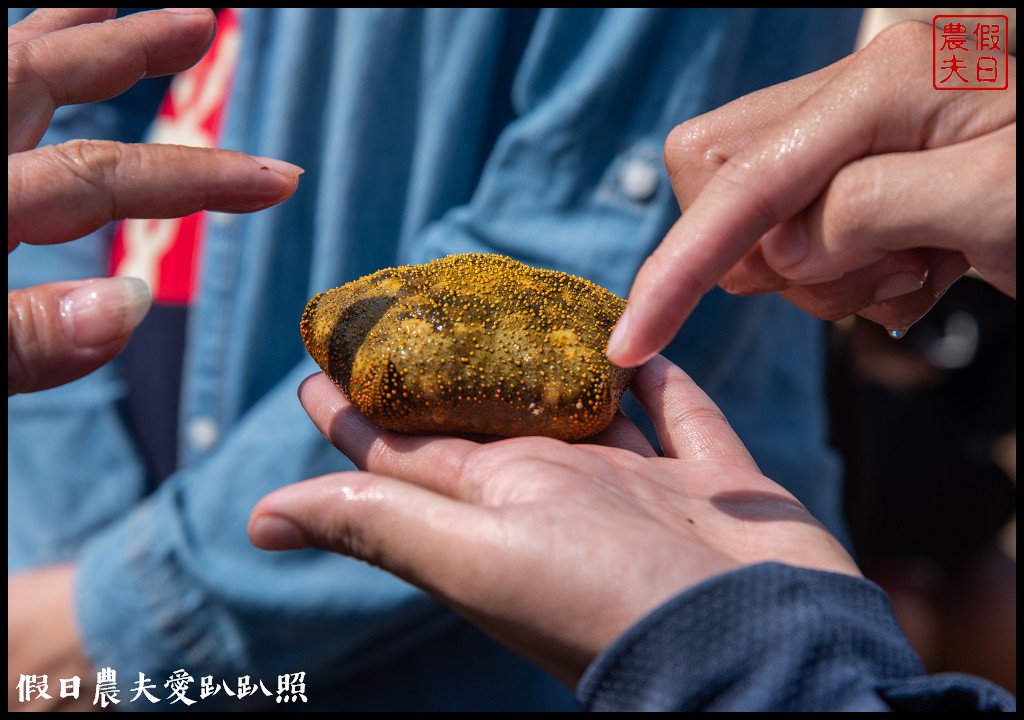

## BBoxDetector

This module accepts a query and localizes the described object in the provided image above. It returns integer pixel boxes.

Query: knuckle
[8,159,30,252]
[7,288,51,394]
[868,19,933,55]
[8,36,72,106]
[665,119,708,164]
[7,43,36,87]
[669,401,729,435]
[49,138,121,173]
[41,140,124,218]
[664,118,722,197]
[851,20,932,91]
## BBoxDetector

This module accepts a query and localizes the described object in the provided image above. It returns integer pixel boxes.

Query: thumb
[8,276,151,395]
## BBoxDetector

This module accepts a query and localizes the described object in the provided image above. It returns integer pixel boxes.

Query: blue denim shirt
[8,8,860,710]
[578,564,1017,711]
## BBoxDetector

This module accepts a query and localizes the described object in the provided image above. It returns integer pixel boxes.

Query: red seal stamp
[933,15,1009,90]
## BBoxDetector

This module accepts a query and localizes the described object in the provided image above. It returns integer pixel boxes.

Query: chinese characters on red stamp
[933,15,1009,90]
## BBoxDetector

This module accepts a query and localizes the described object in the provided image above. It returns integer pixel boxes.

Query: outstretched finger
[298,372,480,494]
[8,142,302,254]
[8,277,151,395]
[249,472,502,601]
[7,8,115,46]
[630,355,757,469]
[606,22,1011,368]
[8,8,216,153]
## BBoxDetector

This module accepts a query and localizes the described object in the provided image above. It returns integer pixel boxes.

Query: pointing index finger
[609,98,876,367]
[606,22,955,368]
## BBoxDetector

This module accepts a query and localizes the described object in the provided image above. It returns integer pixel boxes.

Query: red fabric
[110,8,241,304]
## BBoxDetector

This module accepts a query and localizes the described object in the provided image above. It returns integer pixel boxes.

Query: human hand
[607,21,1015,367]
[8,8,302,395]
[248,356,859,686]
[8,565,96,711]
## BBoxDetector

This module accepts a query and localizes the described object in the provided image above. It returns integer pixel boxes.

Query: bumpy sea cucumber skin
[300,253,636,441]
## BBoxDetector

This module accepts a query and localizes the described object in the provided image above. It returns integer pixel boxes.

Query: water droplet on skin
[887,327,908,339]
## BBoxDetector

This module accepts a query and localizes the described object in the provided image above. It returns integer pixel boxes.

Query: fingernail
[61,277,152,348]
[873,271,926,303]
[164,8,211,16]
[931,254,968,294]
[606,306,631,362]
[764,226,809,271]
[250,515,308,550]
[249,156,305,178]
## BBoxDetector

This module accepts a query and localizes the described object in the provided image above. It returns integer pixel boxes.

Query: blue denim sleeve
[577,563,1016,711]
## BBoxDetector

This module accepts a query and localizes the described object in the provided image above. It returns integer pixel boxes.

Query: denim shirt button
[618,158,660,202]
[186,416,221,453]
